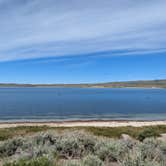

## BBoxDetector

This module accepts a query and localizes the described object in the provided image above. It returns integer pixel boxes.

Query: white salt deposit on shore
[0,120,166,128]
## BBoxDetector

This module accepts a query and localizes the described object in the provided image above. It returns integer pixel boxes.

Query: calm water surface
[0,87,166,121]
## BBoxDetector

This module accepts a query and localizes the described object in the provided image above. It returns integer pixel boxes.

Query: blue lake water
[0,87,166,121]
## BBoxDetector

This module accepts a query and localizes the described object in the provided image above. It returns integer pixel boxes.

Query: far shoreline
[0,79,166,89]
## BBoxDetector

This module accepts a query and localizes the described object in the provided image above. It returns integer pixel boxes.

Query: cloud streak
[0,0,166,61]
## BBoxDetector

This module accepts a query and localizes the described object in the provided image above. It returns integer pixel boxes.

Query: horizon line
[0,79,165,85]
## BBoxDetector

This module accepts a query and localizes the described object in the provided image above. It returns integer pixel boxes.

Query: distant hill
[0,80,166,88]
[93,80,166,88]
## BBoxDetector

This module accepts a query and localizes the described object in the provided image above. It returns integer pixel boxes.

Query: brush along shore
[0,125,166,165]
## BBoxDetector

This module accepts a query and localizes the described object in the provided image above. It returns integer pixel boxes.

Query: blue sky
[0,0,166,83]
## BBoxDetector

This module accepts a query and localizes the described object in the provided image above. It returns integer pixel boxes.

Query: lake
[0,87,166,121]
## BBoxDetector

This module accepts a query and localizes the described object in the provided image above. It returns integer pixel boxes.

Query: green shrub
[95,141,118,162]
[79,135,96,154]
[56,137,81,158]
[139,138,163,162]
[120,147,163,166]
[64,160,81,166]
[137,128,160,141]
[82,155,104,166]
[121,159,161,166]
[160,141,166,155]
[55,132,96,159]
[0,138,23,157]
[3,157,54,166]
[95,139,131,163]
[0,130,165,166]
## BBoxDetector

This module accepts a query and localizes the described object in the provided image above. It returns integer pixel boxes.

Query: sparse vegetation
[0,127,165,166]
[86,125,166,139]
[1,125,166,141]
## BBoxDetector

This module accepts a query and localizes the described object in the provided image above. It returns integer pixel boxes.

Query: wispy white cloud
[0,0,166,61]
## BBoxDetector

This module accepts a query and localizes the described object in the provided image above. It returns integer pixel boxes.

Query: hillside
[0,80,166,88]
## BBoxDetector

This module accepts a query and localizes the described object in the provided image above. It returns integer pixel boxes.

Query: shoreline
[0,86,165,89]
[0,120,166,128]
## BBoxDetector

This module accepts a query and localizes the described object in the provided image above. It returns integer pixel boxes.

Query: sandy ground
[0,120,166,128]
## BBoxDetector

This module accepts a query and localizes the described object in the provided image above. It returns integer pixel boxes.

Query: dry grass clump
[0,130,165,166]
